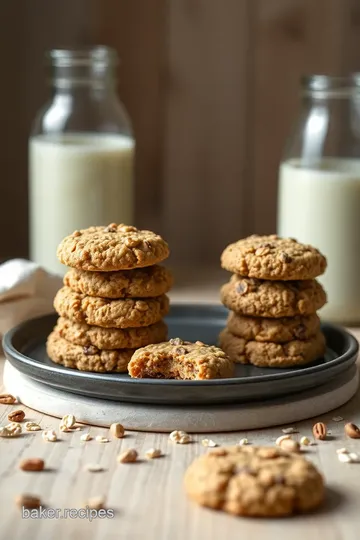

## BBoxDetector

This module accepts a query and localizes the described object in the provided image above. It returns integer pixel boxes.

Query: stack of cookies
[46,224,172,373]
[219,235,328,367]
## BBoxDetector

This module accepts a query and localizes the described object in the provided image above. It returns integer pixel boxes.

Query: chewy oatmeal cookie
[227,312,320,343]
[184,445,324,517]
[54,287,169,328]
[55,317,168,350]
[64,265,173,299]
[128,338,234,380]
[221,275,326,318]
[221,235,327,280]
[219,328,326,367]
[57,224,169,271]
[46,332,134,372]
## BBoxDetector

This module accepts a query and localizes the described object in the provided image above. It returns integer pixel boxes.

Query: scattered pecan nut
[8,409,25,422]
[344,422,360,439]
[312,422,327,440]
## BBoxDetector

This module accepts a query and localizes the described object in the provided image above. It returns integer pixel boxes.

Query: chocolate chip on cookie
[221,235,327,280]
[128,339,234,380]
[184,445,324,517]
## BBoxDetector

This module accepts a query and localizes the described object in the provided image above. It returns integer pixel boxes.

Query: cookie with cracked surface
[221,274,326,318]
[227,312,320,343]
[184,445,324,517]
[219,328,326,367]
[64,265,173,299]
[54,287,169,328]
[221,234,327,280]
[57,223,169,271]
[46,332,134,372]
[55,317,168,350]
[128,338,234,380]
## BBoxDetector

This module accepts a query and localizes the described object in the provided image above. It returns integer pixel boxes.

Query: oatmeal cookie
[57,224,169,271]
[227,312,320,343]
[128,338,234,380]
[54,287,169,328]
[46,331,134,372]
[219,328,326,367]
[221,235,327,280]
[55,317,168,350]
[64,265,173,299]
[184,445,324,517]
[221,275,326,318]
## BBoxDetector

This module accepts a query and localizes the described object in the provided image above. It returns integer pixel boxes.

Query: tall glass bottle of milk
[278,75,360,323]
[29,47,135,275]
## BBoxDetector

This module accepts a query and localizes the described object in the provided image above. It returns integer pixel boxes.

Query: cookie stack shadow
[219,235,328,368]
[46,224,172,373]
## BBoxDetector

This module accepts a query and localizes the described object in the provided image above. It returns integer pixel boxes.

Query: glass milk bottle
[29,47,135,275]
[278,75,360,324]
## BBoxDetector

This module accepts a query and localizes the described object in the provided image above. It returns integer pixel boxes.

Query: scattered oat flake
[84,463,103,472]
[238,438,248,446]
[332,416,343,422]
[25,422,41,432]
[80,433,92,442]
[201,439,217,448]
[282,427,298,434]
[95,436,109,443]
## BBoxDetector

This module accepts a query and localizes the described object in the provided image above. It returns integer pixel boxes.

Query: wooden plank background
[1,0,360,266]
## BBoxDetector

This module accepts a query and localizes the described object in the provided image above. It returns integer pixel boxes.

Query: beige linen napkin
[0,259,62,337]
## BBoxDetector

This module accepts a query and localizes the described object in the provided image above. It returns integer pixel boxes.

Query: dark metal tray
[3,304,358,405]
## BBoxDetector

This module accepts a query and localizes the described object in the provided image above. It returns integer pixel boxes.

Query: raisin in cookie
[219,328,326,367]
[221,275,326,318]
[184,446,324,517]
[47,332,134,372]
[55,317,168,350]
[221,235,327,280]
[57,224,169,271]
[64,265,173,299]
[54,287,169,328]
[128,338,234,380]
[227,312,320,343]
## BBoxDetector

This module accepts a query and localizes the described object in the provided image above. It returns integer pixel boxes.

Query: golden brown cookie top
[64,265,173,299]
[184,445,324,517]
[128,338,234,380]
[221,235,327,280]
[57,224,170,271]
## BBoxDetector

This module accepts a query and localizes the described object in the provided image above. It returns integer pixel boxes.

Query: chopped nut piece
[201,439,217,448]
[80,433,92,442]
[336,448,349,454]
[117,448,138,463]
[332,416,343,422]
[300,436,311,446]
[95,436,110,443]
[59,423,71,432]
[145,448,162,459]
[0,393,16,404]
[85,496,106,510]
[275,434,292,446]
[169,430,191,444]
[19,458,45,472]
[62,414,76,428]
[25,422,41,432]
[238,438,248,446]
[110,423,125,439]
[313,422,327,440]
[84,463,103,472]
[345,422,360,439]
[281,427,298,434]
[8,409,25,422]
[15,494,41,509]
[42,430,57,442]
[279,438,300,453]
[5,422,22,435]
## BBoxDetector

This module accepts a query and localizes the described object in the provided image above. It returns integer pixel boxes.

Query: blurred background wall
[1,0,360,266]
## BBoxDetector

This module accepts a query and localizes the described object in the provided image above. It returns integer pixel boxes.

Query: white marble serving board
[4,361,358,433]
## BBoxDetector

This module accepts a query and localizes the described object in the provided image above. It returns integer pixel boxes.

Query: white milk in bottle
[278,158,360,323]
[29,133,134,275]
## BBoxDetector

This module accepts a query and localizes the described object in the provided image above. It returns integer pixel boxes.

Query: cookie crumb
[84,463,104,472]
[80,433,92,442]
[238,438,249,446]
[117,449,138,463]
[145,448,162,459]
[169,430,191,444]
[201,439,217,448]
[300,436,311,446]
[42,430,57,442]
[95,436,110,443]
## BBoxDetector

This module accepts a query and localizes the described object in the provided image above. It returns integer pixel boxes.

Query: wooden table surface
[1,283,360,540]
